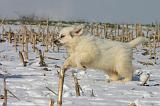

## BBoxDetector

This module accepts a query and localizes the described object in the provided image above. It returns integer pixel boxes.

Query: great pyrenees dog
[56,25,148,81]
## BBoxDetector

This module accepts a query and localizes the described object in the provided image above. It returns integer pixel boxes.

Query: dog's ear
[70,25,84,37]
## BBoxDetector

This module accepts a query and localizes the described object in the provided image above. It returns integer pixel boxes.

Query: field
[0,23,160,106]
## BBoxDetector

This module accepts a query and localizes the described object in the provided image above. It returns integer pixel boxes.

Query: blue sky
[0,0,159,23]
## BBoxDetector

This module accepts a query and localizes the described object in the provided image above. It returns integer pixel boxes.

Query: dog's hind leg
[107,71,119,81]
[115,48,133,81]
[116,62,133,81]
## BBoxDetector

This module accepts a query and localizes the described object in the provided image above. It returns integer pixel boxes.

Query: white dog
[57,25,148,81]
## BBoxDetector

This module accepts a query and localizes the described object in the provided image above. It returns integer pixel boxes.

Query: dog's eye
[60,34,65,38]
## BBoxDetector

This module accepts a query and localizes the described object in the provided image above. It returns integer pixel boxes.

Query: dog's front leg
[75,58,86,70]
[63,55,86,71]
[75,63,86,70]
[63,57,72,70]
[63,55,77,69]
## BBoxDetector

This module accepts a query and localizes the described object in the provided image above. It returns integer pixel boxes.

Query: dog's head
[55,25,84,46]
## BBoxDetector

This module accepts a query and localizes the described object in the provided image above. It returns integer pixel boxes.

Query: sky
[0,0,160,24]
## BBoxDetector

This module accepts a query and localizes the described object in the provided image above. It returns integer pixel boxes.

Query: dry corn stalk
[46,87,57,96]
[130,103,137,106]
[153,36,157,64]
[22,34,25,52]
[57,68,66,106]
[45,35,49,52]
[39,50,47,66]
[32,34,36,52]
[8,32,12,43]
[19,51,27,67]
[48,98,54,106]
[73,74,80,96]
[90,89,95,97]
[0,18,5,26]
[149,38,152,59]
[3,78,7,106]
[25,39,29,53]
[7,89,20,101]
[14,34,17,52]
[1,26,5,41]
[22,51,28,62]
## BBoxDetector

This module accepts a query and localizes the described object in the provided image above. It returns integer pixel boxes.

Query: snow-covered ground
[0,25,160,106]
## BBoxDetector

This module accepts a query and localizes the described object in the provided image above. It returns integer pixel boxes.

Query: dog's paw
[63,62,70,71]
[77,65,87,70]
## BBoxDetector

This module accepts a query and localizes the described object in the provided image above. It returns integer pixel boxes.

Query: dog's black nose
[54,39,61,46]
[54,39,59,44]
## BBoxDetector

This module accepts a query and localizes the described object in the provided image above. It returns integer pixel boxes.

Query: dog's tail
[128,37,149,48]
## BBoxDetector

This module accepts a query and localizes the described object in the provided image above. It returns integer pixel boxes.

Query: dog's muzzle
[54,39,63,46]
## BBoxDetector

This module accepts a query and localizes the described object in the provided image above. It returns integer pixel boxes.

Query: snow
[0,25,160,106]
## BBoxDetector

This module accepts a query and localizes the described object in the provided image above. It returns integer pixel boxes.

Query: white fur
[128,36,149,48]
[59,25,148,81]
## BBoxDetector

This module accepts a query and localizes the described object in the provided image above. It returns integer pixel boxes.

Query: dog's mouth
[54,39,64,46]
